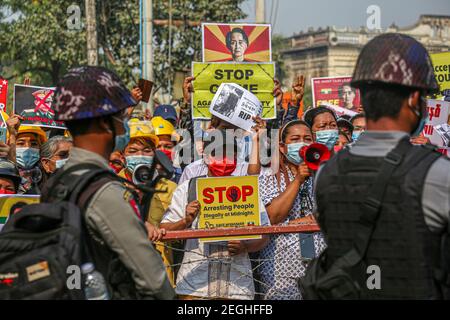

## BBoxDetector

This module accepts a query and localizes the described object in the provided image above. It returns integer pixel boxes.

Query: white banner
[209,83,262,132]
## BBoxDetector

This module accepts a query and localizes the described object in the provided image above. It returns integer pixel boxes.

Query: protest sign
[311,76,361,113]
[0,112,6,128]
[431,52,450,98]
[13,84,65,129]
[325,104,358,118]
[423,100,450,147]
[196,175,261,243]
[202,23,271,63]
[192,62,275,120]
[0,195,40,232]
[210,83,262,131]
[0,78,8,113]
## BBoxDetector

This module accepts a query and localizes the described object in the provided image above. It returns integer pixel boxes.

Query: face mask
[285,142,310,165]
[0,189,15,195]
[125,155,154,172]
[207,156,237,177]
[16,147,40,169]
[352,130,363,142]
[55,158,68,169]
[315,129,339,150]
[113,118,131,152]
[109,163,123,174]
[160,149,173,161]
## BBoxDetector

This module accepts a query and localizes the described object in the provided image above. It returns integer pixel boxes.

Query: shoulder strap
[43,163,117,207]
[333,137,413,269]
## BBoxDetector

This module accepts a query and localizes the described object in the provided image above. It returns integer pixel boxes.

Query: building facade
[281,15,450,87]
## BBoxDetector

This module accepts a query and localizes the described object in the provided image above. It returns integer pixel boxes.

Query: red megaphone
[299,143,331,171]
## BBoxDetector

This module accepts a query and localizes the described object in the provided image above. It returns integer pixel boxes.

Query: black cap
[0,160,21,190]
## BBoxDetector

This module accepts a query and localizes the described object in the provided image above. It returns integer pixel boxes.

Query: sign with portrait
[191,62,275,120]
[202,23,272,63]
[13,84,66,129]
[196,175,261,243]
[311,76,361,113]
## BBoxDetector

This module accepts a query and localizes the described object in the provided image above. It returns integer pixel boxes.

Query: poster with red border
[13,84,66,129]
[0,78,8,115]
[202,23,271,63]
[311,76,361,114]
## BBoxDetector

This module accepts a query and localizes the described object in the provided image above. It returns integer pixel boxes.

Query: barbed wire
[157,232,322,300]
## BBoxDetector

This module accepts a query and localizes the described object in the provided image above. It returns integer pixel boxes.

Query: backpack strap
[332,137,414,269]
[43,163,133,208]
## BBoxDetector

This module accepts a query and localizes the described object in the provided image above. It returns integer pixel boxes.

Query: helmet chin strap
[408,96,421,118]
[107,117,117,151]
[408,94,424,135]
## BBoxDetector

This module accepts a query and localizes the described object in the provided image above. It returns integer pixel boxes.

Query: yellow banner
[196,175,261,243]
[192,62,276,120]
[431,52,450,97]
[0,195,40,227]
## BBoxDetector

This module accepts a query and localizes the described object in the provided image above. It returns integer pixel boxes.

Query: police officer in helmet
[44,66,175,299]
[313,34,450,299]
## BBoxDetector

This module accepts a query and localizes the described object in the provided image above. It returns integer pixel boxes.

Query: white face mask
[55,158,69,169]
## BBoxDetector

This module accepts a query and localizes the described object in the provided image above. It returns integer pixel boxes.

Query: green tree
[151,0,247,95]
[0,0,87,86]
[271,34,288,84]
[0,0,247,96]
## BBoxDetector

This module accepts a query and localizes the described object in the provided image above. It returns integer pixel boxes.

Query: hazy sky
[240,0,450,36]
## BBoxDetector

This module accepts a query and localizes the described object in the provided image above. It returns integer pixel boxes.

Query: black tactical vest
[315,141,447,299]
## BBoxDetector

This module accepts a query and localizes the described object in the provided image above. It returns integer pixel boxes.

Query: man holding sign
[161,130,269,300]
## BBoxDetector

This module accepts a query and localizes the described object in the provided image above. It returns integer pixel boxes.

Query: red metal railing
[161,223,321,241]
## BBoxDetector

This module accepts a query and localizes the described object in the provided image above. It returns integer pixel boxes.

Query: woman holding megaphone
[258,120,326,300]
[304,105,339,156]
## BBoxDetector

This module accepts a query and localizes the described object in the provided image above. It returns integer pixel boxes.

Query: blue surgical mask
[412,118,427,137]
[410,96,428,137]
[113,117,130,152]
[352,130,363,142]
[315,129,339,150]
[285,142,310,165]
[55,158,68,169]
[16,147,40,169]
[125,155,153,172]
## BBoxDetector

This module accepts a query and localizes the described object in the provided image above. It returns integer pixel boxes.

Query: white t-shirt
[178,159,249,185]
[161,174,270,300]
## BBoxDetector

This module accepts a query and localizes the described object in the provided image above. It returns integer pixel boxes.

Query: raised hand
[274,79,284,107]
[6,114,23,137]
[291,75,306,107]
[131,87,143,103]
[183,76,195,104]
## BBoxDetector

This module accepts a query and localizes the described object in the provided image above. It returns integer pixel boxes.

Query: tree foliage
[0,0,86,85]
[0,0,247,97]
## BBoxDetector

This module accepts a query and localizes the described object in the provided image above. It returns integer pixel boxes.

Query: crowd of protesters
[0,32,449,300]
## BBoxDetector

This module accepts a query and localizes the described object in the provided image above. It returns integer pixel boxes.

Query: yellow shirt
[117,168,176,224]
[118,168,177,286]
